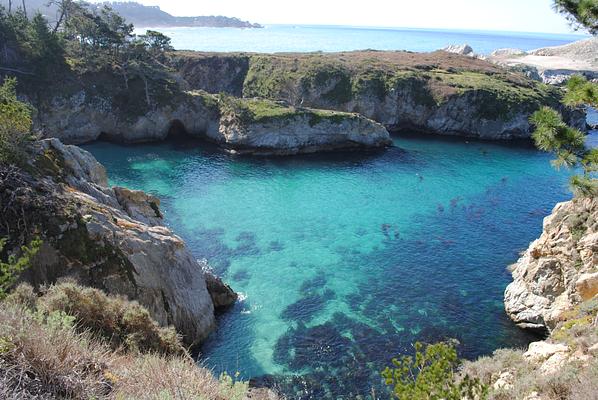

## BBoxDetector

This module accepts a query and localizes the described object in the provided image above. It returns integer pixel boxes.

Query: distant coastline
[0,0,263,28]
[102,1,263,28]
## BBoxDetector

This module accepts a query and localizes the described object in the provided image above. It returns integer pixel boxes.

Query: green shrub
[38,281,187,356]
[0,77,34,165]
[382,341,488,400]
[0,237,40,299]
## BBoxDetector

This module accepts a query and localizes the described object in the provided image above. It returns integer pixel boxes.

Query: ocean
[134,24,588,54]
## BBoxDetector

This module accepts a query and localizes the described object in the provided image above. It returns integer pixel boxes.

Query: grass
[34,281,187,357]
[431,70,560,119]
[462,298,598,400]
[218,94,358,126]
[0,284,279,400]
[239,52,562,120]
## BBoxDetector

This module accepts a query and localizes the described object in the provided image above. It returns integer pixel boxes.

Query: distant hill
[101,2,263,28]
[0,0,263,28]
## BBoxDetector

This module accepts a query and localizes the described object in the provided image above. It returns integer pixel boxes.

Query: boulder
[442,44,474,56]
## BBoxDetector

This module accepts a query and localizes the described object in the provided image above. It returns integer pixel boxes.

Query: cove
[84,134,573,399]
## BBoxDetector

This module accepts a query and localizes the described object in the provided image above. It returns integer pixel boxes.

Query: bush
[0,77,34,165]
[382,341,488,400]
[0,236,40,299]
[37,281,187,357]
[0,301,277,400]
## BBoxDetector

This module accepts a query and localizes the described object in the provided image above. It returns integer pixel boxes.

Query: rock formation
[441,44,475,57]
[172,51,585,139]
[0,138,235,346]
[211,98,391,155]
[504,197,598,332]
[488,38,598,85]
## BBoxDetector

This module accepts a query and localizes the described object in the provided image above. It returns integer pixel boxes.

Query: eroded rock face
[211,107,392,155]
[36,90,220,145]
[0,139,235,346]
[505,197,598,331]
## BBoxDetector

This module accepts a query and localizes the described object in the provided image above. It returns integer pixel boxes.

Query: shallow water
[133,24,587,54]
[84,134,573,398]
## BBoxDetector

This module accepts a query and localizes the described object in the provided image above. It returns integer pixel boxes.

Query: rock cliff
[34,80,391,155]
[505,197,598,332]
[172,50,586,139]
[0,138,236,346]
[26,50,585,150]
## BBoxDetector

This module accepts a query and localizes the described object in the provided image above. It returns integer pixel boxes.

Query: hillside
[102,2,263,28]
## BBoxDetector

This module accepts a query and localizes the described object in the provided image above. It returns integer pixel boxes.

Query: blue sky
[108,0,585,34]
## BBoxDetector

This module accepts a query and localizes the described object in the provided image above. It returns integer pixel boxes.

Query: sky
[104,0,585,34]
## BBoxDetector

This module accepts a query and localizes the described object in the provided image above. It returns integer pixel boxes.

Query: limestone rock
[442,44,474,56]
[1,139,235,346]
[505,197,598,331]
[114,186,163,226]
[524,341,569,362]
[204,269,238,310]
[576,272,598,301]
[491,48,526,57]
[210,102,392,155]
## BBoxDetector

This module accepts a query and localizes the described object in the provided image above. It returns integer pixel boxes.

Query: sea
[134,24,588,54]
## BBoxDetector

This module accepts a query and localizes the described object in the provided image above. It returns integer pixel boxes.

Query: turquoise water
[84,135,573,399]
[134,24,587,54]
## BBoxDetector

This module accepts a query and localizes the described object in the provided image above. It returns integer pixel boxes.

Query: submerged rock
[0,138,235,346]
[504,197,598,332]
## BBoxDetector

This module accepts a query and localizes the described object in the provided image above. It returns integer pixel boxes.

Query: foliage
[0,77,33,164]
[37,281,187,356]
[530,76,598,197]
[382,341,488,400]
[553,0,598,34]
[0,293,275,399]
[0,8,66,83]
[563,74,598,107]
[1,3,176,109]
[0,237,40,299]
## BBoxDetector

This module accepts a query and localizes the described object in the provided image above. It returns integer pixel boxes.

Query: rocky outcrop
[504,197,598,332]
[488,38,598,85]
[211,98,391,155]
[174,51,584,139]
[0,138,235,346]
[26,51,586,147]
[36,83,391,154]
[441,44,475,57]
[37,89,220,145]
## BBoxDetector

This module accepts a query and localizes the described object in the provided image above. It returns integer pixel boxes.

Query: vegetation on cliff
[382,341,487,400]
[0,282,271,399]
[0,1,179,117]
[241,52,561,120]
[0,77,34,164]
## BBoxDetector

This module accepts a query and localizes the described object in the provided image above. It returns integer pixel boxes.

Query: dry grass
[0,289,281,400]
[462,298,598,400]
[35,281,186,357]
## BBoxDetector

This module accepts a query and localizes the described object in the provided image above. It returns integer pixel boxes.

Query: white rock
[524,341,569,362]
[442,44,474,56]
